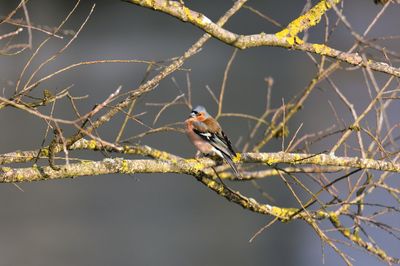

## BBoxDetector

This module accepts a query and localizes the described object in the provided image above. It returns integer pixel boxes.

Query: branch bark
[126,0,400,78]
[2,140,400,182]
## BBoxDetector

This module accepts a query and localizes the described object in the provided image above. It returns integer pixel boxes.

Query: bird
[185,105,241,178]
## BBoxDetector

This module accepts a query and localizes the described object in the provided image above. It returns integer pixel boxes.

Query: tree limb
[126,0,400,78]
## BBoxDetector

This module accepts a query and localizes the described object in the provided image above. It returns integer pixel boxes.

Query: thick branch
[1,143,399,263]
[0,156,329,222]
[127,0,400,77]
[240,152,400,173]
[2,140,400,173]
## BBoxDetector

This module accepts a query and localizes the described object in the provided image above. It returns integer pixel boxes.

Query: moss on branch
[329,213,399,264]
[126,0,400,78]
[0,155,329,223]
[275,0,341,44]
[2,139,400,174]
[2,140,399,263]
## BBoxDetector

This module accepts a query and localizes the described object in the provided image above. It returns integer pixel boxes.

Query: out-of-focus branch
[43,0,248,157]
[0,27,23,41]
[253,62,339,152]
[126,0,400,78]
[329,213,400,264]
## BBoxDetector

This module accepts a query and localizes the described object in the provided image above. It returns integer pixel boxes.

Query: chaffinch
[185,105,241,178]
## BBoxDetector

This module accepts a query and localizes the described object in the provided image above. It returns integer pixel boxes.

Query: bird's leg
[196,151,222,164]
[212,156,224,166]
[201,152,223,164]
[195,150,203,159]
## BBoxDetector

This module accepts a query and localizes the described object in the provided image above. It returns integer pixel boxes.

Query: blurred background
[0,0,399,265]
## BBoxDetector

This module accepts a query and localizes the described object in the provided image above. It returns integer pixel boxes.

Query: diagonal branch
[54,0,248,152]
[126,0,400,78]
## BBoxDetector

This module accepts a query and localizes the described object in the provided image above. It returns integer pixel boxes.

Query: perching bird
[185,105,241,178]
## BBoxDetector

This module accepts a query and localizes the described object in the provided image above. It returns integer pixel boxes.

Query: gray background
[0,1,399,265]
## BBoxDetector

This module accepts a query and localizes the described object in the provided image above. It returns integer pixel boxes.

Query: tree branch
[126,0,400,78]
[1,139,399,263]
[2,139,400,178]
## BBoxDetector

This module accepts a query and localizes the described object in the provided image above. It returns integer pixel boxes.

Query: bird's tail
[221,153,242,179]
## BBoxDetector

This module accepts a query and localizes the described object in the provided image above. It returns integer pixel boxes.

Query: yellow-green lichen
[275,28,289,40]
[14,151,26,160]
[145,0,154,8]
[198,14,211,27]
[183,6,192,20]
[312,43,331,55]
[182,6,209,27]
[329,212,339,225]
[294,36,304,44]
[192,162,204,171]
[324,0,341,8]
[1,167,12,172]
[120,160,130,173]
[80,160,93,166]
[217,172,231,179]
[273,124,289,138]
[351,229,362,242]
[151,150,175,162]
[170,1,180,8]
[349,125,361,131]
[275,0,341,46]
[291,153,303,163]
[87,140,97,150]
[204,179,225,194]
[287,37,295,45]
[271,206,298,221]
[40,148,49,157]
[185,159,205,172]
[232,153,241,163]
[123,145,131,154]
[264,156,280,165]
[343,228,351,237]
[365,243,388,259]
[15,173,24,182]
[316,210,330,219]
[206,180,217,188]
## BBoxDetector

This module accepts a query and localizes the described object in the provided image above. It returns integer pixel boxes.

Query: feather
[193,128,242,179]
[187,107,241,178]
[221,130,236,156]
[220,151,241,178]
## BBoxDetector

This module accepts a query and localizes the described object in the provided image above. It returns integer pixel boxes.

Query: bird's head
[189,105,210,121]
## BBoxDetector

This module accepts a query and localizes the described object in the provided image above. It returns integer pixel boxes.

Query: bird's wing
[220,130,236,156]
[192,120,235,158]
[192,120,241,179]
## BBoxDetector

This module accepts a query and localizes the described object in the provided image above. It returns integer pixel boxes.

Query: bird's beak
[189,112,196,118]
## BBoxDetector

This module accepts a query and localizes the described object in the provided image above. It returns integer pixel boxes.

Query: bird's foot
[195,151,203,159]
